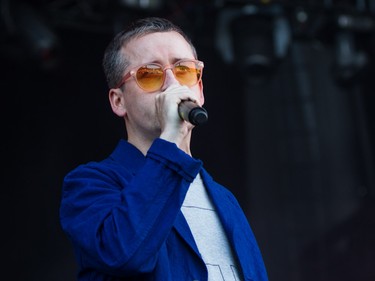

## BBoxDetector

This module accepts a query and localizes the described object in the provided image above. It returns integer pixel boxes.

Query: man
[60,17,268,281]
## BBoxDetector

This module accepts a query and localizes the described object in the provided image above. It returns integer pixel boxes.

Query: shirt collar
[109,139,145,174]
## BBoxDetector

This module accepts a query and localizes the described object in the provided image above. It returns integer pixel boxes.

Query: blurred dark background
[1,0,374,280]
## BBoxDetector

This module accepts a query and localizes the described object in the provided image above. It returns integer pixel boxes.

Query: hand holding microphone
[157,85,208,127]
[178,100,208,126]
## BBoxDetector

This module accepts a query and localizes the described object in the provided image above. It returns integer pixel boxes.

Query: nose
[161,68,179,91]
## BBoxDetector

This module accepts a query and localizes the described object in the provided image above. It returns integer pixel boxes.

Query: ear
[109,88,126,117]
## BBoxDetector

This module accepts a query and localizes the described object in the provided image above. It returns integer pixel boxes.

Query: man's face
[116,31,204,140]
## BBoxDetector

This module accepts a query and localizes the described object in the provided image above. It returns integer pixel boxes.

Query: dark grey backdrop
[2,1,374,280]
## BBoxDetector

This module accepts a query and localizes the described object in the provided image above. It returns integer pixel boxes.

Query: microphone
[178,100,208,126]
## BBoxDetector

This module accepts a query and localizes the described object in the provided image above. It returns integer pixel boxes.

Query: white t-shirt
[181,174,243,281]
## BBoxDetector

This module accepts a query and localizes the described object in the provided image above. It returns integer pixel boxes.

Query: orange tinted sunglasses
[116,59,204,92]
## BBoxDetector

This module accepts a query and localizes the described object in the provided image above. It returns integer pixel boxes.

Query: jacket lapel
[173,211,201,257]
[200,169,256,281]
[173,169,264,280]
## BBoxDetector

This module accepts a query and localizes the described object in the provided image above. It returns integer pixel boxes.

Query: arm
[60,139,202,276]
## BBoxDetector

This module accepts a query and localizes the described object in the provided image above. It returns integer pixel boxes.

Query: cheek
[125,93,156,120]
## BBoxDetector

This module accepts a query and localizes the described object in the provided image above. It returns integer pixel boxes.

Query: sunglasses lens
[136,65,164,92]
[174,61,202,86]
[133,61,203,92]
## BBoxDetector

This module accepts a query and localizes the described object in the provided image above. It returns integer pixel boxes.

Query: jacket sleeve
[59,139,202,276]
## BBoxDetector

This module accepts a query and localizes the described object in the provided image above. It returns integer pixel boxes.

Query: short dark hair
[102,17,198,89]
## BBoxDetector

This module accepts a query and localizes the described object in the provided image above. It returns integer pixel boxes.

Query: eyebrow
[133,58,196,67]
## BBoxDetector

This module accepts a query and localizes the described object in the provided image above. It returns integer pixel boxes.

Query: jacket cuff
[147,138,202,182]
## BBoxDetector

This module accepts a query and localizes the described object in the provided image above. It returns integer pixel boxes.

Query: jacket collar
[109,139,146,174]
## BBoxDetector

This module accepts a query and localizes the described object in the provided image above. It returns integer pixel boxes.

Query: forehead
[123,31,195,64]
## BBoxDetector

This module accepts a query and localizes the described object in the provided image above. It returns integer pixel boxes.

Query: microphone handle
[178,101,208,126]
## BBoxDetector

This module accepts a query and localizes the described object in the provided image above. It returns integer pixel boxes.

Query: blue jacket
[60,138,268,281]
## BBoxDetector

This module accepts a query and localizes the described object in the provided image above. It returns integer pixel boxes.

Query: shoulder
[63,156,133,192]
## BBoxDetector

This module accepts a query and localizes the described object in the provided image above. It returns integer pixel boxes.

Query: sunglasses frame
[115,59,204,92]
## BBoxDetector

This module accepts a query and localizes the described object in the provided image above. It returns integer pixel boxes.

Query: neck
[127,132,192,156]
